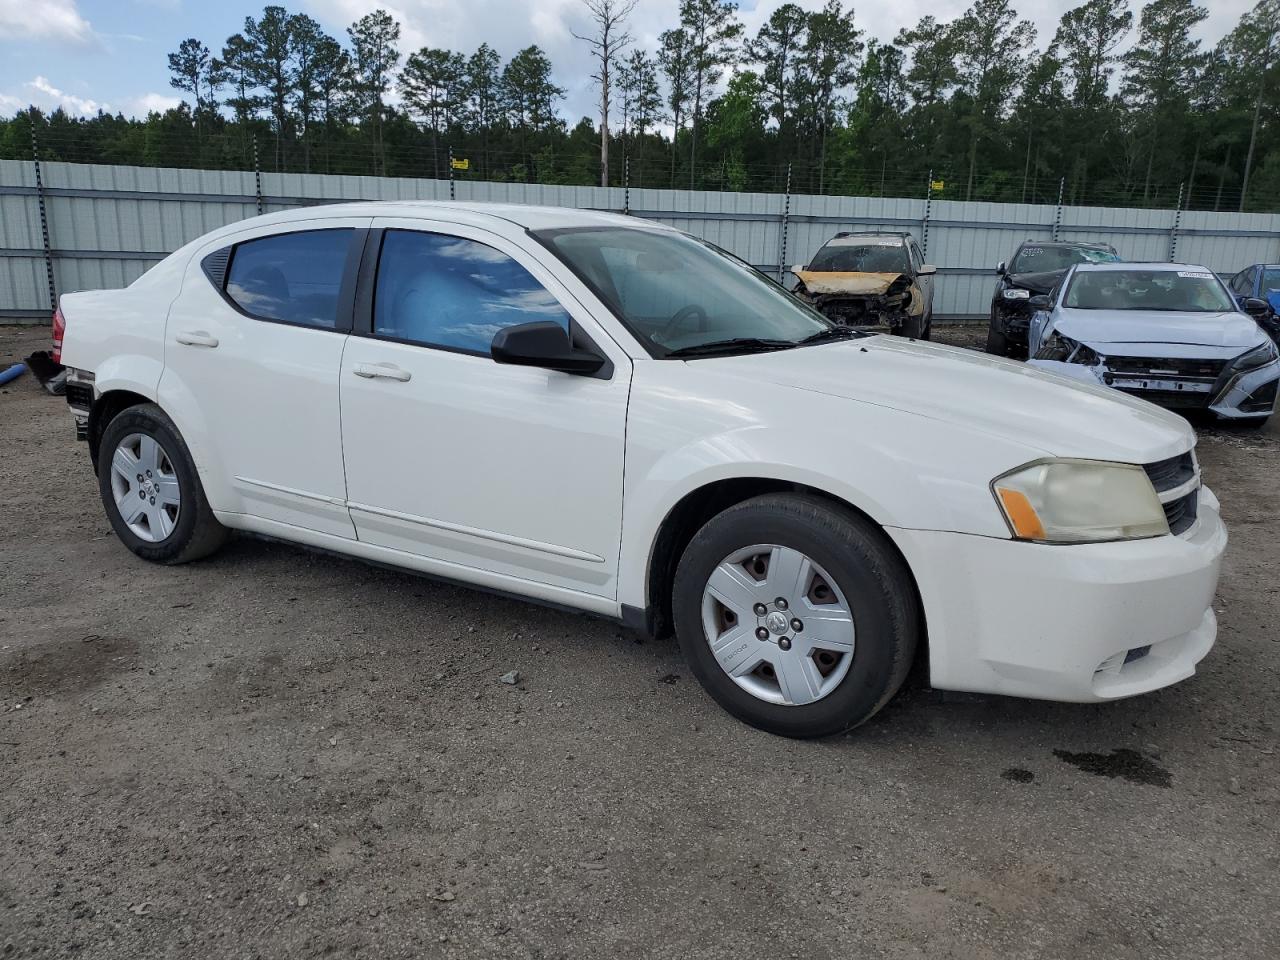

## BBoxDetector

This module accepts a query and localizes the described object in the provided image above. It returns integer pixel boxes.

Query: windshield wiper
[665,337,799,359]
[796,325,862,345]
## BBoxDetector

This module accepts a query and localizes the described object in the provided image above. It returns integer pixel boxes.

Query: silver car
[1026,262,1279,426]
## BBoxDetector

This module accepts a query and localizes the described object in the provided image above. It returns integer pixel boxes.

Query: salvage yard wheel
[98,403,227,564]
[672,494,919,738]
[985,325,1009,356]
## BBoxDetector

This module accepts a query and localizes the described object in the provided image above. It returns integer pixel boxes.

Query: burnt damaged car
[987,241,1120,357]
[791,232,935,338]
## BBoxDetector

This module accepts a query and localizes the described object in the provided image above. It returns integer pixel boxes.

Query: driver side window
[373,230,571,355]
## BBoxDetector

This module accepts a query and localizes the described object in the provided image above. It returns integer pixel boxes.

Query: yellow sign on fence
[931,180,945,191]
[450,157,470,171]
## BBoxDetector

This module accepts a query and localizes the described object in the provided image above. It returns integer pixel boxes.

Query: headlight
[1233,340,1278,372]
[992,459,1170,543]
[1002,288,1030,300]
[1033,332,1100,365]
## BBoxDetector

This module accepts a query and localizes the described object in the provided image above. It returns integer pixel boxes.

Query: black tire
[899,312,926,339]
[672,494,920,738]
[97,403,227,564]
[985,323,1009,356]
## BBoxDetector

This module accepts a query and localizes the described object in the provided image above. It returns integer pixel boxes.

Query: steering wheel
[660,304,708,339]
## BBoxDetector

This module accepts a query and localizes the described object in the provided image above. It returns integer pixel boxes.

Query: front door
[158,221,368,538]
[339,219,632,605]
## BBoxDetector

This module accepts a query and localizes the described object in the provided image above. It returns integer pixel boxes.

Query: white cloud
[0,0,97,46]
[129,92,183,115]
[0,79,188,119]
[1,76,110,116]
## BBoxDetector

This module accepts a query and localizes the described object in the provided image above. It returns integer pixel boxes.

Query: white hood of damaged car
[1054,308,1264,351]
[699,335,1193,463]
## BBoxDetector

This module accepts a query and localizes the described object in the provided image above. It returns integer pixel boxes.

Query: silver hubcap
[701,544,856,706]
[109,433,181,543]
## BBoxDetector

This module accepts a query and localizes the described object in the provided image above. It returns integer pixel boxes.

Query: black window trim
[353,226,613,379]
[205,226,365,333]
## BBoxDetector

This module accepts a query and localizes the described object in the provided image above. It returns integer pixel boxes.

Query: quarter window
[373,230,571,354]
[225,229,354,328]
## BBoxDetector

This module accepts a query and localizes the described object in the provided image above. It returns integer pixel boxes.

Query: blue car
[1227,263,1280,342]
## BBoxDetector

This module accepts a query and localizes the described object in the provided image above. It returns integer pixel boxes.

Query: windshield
[807,241,909,274]
[1012,245,1119,274]
[1263,268,1280,293]
[1063,269,1237,312]
[534,226,832,357]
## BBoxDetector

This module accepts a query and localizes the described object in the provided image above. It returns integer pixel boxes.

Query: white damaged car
[1027,262,1279,426]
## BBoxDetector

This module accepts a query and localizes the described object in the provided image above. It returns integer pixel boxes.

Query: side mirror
[1242,297,1272,319]
[996,261,1007,276]
[1027,295,1052,311]
[491,321,606,376]
[790,264,807,275]
[918,264,937,276]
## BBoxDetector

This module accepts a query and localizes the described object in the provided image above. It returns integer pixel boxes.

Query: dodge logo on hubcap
[764,611,789,635]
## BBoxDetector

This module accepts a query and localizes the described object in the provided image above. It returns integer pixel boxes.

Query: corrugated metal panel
[3,160,1279,322]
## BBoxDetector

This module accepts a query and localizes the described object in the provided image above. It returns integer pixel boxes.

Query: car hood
[1054,308,1263,349]
[1006,270,1063,294]
[795,271,903,296]
[697,336,1193,463]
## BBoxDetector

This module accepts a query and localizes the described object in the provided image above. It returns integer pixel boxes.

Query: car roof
[1071,261,1213,273]
[1017,240,1114,249]
[823,233,909,245]
[208,200,666,236]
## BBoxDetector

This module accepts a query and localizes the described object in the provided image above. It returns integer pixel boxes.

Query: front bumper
[1028,357,1279,419]
[888,485,1226,703]
[992,304,1031,342]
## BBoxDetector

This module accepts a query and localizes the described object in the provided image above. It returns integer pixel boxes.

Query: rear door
[338,218,632,605]
[159,220,369,538]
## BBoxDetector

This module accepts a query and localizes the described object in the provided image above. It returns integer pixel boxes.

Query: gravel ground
[1,323,1278,959]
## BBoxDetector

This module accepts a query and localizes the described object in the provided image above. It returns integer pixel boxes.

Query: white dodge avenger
[56,202,1227,737]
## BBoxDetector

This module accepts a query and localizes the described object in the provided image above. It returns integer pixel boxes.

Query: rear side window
[226,229,354,328]
[373,230,570,354]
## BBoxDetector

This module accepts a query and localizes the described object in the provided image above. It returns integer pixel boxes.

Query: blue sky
[0,0,1259,123]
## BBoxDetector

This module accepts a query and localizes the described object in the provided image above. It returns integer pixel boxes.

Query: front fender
[616,364,1037,610]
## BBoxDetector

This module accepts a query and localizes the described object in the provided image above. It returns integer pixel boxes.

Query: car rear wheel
[672,494,919,738]
[98,403,227,564]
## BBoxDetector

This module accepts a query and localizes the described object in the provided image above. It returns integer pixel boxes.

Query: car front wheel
[672,494,919,738]
[98,403,228,564]
[985,323,1009,356]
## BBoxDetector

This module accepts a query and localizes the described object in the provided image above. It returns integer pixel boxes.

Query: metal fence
[3,157,1280,323]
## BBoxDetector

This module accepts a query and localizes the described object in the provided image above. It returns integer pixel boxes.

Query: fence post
[921,169,934,261]
[777,162,792,283]
[252,137,263,216]
[1168,182,1185,262]
[448,146,456,201]
[623,154,631,216]
[1052,177,1065,241]
[31,124,56,316]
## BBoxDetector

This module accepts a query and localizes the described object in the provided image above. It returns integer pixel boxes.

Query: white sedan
[56,202,1226,737]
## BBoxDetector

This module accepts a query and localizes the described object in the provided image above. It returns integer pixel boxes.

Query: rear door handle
[353,362,412,382]
[176,330,219,348]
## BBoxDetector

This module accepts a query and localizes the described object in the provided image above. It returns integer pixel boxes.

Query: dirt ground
[1,323,1277,959]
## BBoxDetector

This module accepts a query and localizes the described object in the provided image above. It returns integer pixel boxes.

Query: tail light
[52,306,65,364]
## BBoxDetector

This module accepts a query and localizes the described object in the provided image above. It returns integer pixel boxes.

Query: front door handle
[176,330,219,348]
[353,362,412,382]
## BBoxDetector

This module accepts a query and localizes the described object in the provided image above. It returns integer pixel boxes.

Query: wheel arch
[88,389,155,471]
[632,478,927,662]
